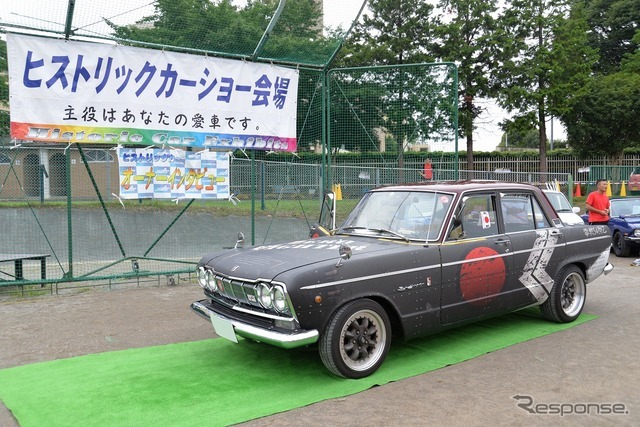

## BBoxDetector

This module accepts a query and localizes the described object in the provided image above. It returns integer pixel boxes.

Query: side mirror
[234,232,245,249]
[572,206,580,214]
[336,242,352,268]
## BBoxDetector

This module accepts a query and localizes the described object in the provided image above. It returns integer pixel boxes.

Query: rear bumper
[191,300,319,349]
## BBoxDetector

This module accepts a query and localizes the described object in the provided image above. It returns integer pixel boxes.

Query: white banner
[7,33,298,151]
[117,148,230,200]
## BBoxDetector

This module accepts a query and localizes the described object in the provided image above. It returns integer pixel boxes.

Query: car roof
[370,180,541,194]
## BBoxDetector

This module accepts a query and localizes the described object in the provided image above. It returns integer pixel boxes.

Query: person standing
[420,158,433,180]
[585,179,610,225]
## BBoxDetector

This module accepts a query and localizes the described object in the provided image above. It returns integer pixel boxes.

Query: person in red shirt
[585,179,610,225]
[420,158,433,180]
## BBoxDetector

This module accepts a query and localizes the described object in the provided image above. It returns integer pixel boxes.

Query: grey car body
[192,181,613,378]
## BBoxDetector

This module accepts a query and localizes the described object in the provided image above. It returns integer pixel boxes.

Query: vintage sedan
[192,182,613,379]
[608,197,640,256]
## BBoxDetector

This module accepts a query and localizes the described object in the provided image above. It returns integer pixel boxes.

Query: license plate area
[211,315,238,343]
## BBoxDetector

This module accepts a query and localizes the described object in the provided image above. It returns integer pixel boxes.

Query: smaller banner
[117,148,230,200]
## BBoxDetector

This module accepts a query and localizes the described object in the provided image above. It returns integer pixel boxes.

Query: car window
[545,191,572,212]
[611,199,640,216]
[501,192,550,232]
[341,190,453,240]
[447,193,498,240]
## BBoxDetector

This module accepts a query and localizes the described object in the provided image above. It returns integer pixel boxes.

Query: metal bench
[273,185,300,194]
[0,254,50,281]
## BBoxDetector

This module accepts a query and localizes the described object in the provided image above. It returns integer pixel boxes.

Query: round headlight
[205,269,216,292]
[197,267,207,289]
[633,229,640,237]
[256,283,272,308]
[272,286,288,313]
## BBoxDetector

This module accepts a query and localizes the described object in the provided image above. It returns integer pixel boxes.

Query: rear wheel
[541,265,586,323]
[319,299,391,379]
[612,232,631,257]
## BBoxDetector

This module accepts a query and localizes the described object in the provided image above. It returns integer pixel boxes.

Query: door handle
[494,238,510,245]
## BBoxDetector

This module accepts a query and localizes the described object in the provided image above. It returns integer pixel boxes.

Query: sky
[1,0,565,152]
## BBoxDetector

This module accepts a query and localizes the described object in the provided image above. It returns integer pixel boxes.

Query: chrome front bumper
[604,262,614,275]
[191,300,319,349]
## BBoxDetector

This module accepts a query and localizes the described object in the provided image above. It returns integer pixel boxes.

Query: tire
[319,299,391,379]
[612,232,631,257]
[540,265,586,323]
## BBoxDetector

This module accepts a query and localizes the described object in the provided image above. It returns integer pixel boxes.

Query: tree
[338,0,435,67]
[620,29,640,73]
[497,0,596,176]
[583,0,640,73]
[431,0,503,170]
[498,128,541,149]
[562,72,640,160]
[334,0,438,178]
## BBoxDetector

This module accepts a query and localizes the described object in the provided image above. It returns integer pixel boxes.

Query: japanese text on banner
[7,33,298,152]
[118,148,230,200]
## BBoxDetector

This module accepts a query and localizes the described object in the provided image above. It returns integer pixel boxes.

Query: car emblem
[231,265,239,272]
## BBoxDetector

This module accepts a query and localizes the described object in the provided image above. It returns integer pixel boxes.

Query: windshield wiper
[340,226,410,242]
[368,228,410,242]
[339,226,369,232]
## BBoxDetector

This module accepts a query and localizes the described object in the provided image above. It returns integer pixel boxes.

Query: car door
[499,191,567,305]
[439,192,514,324]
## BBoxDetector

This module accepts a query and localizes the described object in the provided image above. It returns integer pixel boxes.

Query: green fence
[0,1,464,292]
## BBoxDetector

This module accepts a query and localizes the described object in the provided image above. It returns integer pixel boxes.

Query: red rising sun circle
[459,246,506,307]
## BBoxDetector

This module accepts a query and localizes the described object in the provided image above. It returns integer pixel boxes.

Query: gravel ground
[1,254,638,426]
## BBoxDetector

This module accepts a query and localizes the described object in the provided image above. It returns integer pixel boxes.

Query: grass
[0,193,590,222]
[0,198,362,222]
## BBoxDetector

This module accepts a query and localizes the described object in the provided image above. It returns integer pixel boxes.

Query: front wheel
[319,299,391,379]
[540,265,586,323]
[613,232,630,257]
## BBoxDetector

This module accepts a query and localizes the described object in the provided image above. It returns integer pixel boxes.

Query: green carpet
[0,311,595,426]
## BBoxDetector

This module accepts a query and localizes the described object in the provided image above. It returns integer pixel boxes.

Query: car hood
[619,215,640,226]
[199,235,413,281]
[558,212,585,225]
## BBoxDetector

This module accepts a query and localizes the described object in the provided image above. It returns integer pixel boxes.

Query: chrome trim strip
[566,235,610,246]
[191,301,318,349]
[301,235,610,291]
[300,263,441,290]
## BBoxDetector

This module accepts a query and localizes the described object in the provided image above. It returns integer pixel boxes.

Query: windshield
[545,192,572,212]
[610,198,640,217]
[339,190,454,240]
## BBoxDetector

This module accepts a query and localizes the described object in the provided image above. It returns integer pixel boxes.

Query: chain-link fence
[0,1,369,292]
[2,1,637,294]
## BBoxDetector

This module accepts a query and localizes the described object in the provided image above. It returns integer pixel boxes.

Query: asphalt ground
[0,254,638,426]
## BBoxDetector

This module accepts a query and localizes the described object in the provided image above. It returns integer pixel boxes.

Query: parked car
[607,197,640,256]
[542,189,584,225]
[192,182,613,379]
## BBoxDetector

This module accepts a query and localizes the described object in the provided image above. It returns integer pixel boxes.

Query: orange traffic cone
[574,182,582,197]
